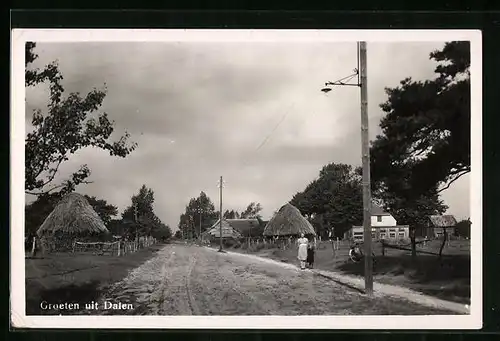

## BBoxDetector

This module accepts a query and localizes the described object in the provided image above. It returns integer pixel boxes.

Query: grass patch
[25,244,165,315]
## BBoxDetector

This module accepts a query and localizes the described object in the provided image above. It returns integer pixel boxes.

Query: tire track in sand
[188,249,278,315]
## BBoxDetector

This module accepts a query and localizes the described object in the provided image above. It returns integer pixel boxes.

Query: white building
[344,203,409,241]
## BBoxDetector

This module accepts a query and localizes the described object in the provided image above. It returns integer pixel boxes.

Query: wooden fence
[70,236,157,256]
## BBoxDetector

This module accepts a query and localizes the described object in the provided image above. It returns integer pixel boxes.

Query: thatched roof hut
[202,219,243,239]
[37,193,109,251]
[263,203,316,237]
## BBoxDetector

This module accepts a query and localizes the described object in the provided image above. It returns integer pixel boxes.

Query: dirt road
[92,243,453,315]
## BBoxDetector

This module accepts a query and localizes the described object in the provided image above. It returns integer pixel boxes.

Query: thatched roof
[428,215,457,228]
[226,218,261,235]
[203,219,242,239]
[37,193,109,237]
[263,203,316,236]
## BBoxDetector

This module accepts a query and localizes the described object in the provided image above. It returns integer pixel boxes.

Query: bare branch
[25,180,94,197]
[437,169,470,193]
[37,157,66,188]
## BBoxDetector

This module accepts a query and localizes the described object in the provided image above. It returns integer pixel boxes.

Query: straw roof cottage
[263,203,316,237]
[37,193,109,252]
[202,219,243,239]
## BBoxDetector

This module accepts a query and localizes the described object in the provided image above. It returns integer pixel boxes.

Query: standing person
[297,233,308,270]
[306,238,316,268]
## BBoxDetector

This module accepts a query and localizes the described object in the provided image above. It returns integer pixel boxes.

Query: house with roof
[201,218,266,240]
[344,203,409,242]
[427,215,457,238]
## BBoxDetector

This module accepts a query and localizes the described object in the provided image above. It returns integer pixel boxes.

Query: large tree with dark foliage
[121,185,171,240]
[369,42,467,258]
[178,191,218,239]
[25,42,137,198]
[83,195,118,226]
[371,41,470,196]
[455,218,471,238]
[290,163,363,238]
[240,202,263,219]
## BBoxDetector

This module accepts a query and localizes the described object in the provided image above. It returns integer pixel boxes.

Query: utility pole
[134,202,138,251]
[199,208,202,242]
[218,176,223,252]
[320,41,373,295]
[359,41,373,295]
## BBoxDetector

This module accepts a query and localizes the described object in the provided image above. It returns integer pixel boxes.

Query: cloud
[24,40,469,228]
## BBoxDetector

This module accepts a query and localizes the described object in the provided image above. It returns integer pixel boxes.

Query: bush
[222,238,241,248]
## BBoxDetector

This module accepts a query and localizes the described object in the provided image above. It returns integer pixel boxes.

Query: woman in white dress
[297,233,309,270]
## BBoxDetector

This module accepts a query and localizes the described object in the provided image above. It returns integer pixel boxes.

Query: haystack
[263,203,316,237]
[36,193,109,252]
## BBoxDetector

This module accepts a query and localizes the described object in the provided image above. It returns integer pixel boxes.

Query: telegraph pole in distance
[199,207,202,243]
[359,41,373,295]
[218,176,223,252]
[134,202,139,251]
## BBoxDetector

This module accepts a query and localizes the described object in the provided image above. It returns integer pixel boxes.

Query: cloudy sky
[25,40,470,230]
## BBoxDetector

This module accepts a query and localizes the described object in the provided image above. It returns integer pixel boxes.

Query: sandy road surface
[92,244,453,315]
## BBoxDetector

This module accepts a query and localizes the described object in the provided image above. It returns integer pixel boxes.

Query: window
[398,232,405,239]
[380,228,386,232]
[389,228,396,232]
[353,232,363,236]
[389,232,396,239]
[380,233,386,239]
[377,215,382,222]
[399,227,406,231]
[371,233,376,239]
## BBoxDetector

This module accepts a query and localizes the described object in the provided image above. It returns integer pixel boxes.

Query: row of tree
[175,192,263,239]
[290,41,471,258]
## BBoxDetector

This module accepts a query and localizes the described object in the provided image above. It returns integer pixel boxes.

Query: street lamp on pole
[321,41,373,296]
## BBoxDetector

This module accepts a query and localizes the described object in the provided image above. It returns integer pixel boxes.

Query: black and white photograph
[11,29,482,329]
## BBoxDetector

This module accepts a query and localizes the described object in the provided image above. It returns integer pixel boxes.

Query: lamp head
[321,87,332,93]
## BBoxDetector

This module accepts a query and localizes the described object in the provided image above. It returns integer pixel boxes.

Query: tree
[223,209,240,219]
[369,42,466,258]
[150,223,172,242]
[84,195,118,226]
[122,185,167,239]
[24,194,59,239]
[371,41,470,197]
[290,163,363,238]
[455,218,471,238]
[376,175,447,258]
[178,191,217,239]
[240,202,263,219]
[25,42,137,198]
[174,230,183,239]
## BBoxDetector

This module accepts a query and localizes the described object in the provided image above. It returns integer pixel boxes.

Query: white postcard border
[10,29,482,329]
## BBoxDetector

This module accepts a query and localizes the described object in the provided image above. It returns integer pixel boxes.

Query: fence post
[117,240,121,256]
[31,237,37,257]
[72,240,76,253]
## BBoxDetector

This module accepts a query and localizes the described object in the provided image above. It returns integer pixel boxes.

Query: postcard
[11,28,482,329]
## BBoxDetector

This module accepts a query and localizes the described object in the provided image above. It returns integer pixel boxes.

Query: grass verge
[25,244,165,315]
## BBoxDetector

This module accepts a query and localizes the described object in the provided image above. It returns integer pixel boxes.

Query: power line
[255,106,293,152]
[238,102,296,171]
